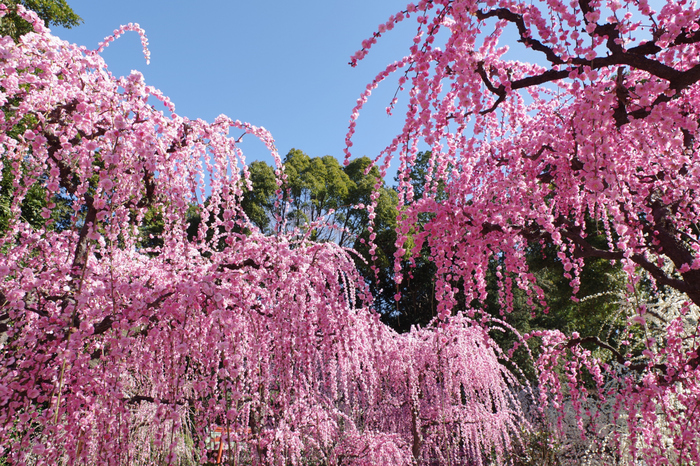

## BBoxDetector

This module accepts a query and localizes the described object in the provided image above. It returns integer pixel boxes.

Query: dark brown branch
[567,336,664,372]
[476,8,564,65]
[472,6,700,123]
[522,144,554,161]
[567,336,626,365]
[135,169,156,208]
[474,61,507,114]
[26,306,49,318]
[561,226,700,305]
[0,310,8,333]
[475,205,699,304]
[509,69,570,91]
[594,23,624,55]
[166,122,191,154]
[628,22,700,56]
[217,258,262,271]
[577,0,594,18]
[92,315,114,335]
[569,336,700,388]
[124,395,186,406]
[71,194,97,273]
[613,67,631,126]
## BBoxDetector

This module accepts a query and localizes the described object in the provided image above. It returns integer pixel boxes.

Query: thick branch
[0,310,8,334]
[561,227,700,305]
[476,9,564,65]
[522,144,554,161]
[89,291,175,337]
[124,395,186,406]
[628,22,700,56]
[473,6,700,122]
[71,194,97,273]
[92,315,114,336]
[217,258,263,271]
[567,336,665,372]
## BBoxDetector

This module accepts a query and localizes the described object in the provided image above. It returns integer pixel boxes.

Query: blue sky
[53,1,418,174]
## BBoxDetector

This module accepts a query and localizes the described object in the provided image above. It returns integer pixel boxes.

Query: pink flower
[585,177,605,192]
[629,315,646,326]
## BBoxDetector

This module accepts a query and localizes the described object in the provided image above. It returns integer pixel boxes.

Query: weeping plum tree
[0,6,525,466]
[347,0,700,462]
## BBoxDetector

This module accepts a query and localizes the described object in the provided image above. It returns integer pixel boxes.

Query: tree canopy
[3,0,700,464]
[346,0,700,462]
[244,148,397,249]
[0,0,80,39]
[0,7,524,465]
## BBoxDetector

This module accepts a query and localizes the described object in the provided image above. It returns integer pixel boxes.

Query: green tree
[239,150,408,324]
[342,156,397,248]
[241,161,277,234]
[0,0,81,40]
[281,149,354,243]
[241,149,397,248]
[0,1,82,235]
[0,115,76,236]
[0,163,47,233]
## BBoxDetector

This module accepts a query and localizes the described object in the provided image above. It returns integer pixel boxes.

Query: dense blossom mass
[3,0,700,464]
[0,5,523,465]
[346,0,700,463]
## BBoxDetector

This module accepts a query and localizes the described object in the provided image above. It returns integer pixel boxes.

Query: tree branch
[472,6,700,122]
[476,9,564,65]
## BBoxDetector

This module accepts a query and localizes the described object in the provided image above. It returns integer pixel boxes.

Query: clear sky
[53,0,418,173]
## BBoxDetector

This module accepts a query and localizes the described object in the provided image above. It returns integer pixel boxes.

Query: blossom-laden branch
[0,5,527,465]
[474,2,700,124]
[350,0,700,462]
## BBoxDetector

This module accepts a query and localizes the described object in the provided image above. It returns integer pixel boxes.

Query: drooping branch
[568,335,700,387]
[566,336,645,371]
[561,225,700,305]
[475,206,700,305]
